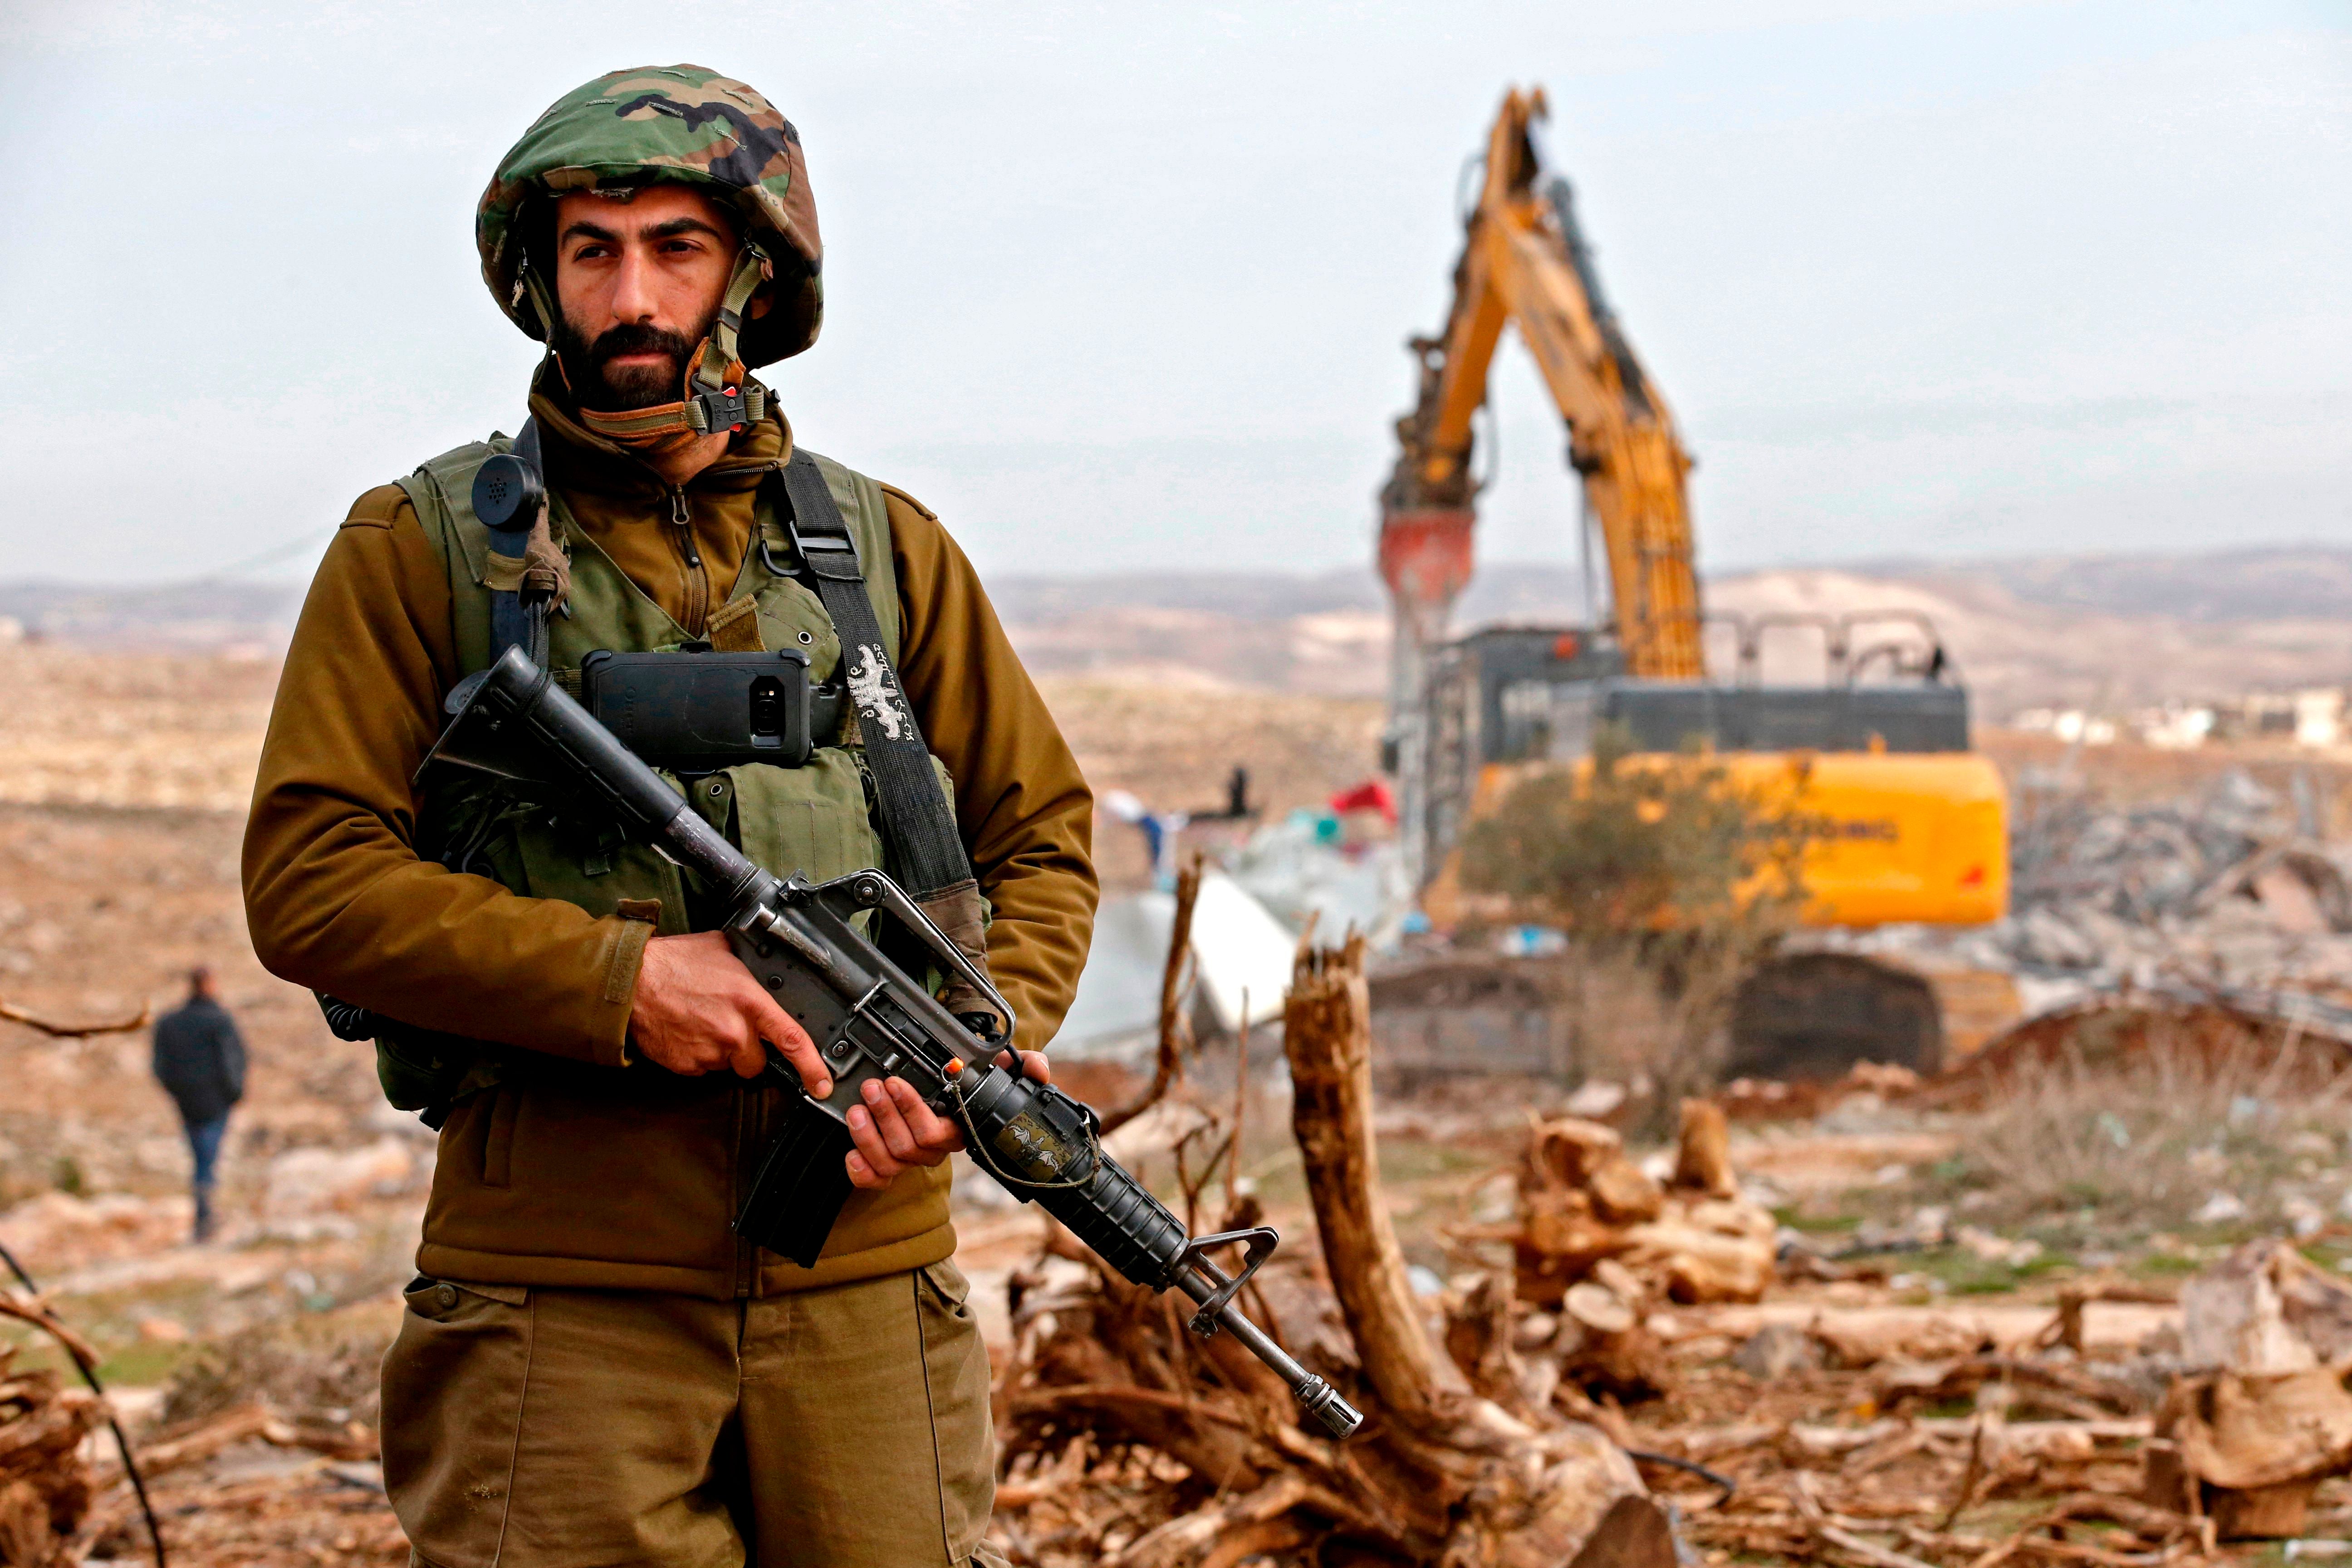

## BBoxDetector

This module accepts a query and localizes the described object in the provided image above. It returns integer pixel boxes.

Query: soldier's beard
[554,312,719,412]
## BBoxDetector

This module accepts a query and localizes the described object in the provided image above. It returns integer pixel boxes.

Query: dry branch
[1099,856,1203,1137]
[0,1298,98,1377]
[0,999,149,1039]
[1284,929,1460,1426]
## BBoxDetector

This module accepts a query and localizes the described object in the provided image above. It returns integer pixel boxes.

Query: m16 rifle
[415,645,1364,1440]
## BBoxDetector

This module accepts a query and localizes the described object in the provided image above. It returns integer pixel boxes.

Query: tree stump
[1284,932,1662,1566]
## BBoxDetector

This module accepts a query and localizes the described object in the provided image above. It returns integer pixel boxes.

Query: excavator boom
[1379,88,1704,685]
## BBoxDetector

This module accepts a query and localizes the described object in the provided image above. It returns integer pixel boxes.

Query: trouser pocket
[916,1260,996,1562]
[381,1277,533,1568]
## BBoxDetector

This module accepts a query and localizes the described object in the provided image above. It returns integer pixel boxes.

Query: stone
[1733,1321,1821,1380]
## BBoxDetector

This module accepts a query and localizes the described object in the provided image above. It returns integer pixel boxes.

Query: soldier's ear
[747,283,776,321]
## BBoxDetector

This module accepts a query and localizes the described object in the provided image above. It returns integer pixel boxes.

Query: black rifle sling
[775,451,975,901]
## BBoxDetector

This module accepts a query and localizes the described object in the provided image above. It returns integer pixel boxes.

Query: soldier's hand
[630,931,830,1093]
[846,1050,1050,1191]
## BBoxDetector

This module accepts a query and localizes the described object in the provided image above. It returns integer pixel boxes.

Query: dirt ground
[5,646,2349,1565]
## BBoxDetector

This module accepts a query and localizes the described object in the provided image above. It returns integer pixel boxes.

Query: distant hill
[0,580,299,650]
[1846,546,2352,625]
[990,548,2352,713]
[4,545,2346,717]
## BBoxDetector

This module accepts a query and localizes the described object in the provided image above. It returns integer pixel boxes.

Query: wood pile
[1501,1100,1777,1316]
[0,1338,101,1568]
[0,1279,397,1567]
[990,931,1672,1567]
[2146,1237,2352,1539]
[1620,1335,2218,1568]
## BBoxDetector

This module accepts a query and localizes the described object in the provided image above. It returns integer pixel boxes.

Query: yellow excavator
[1380,87,2009,1078]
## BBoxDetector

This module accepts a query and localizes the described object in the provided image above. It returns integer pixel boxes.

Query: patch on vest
[847,644,910,741]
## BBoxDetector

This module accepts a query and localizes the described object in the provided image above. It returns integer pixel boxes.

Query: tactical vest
[382,434,938,1106]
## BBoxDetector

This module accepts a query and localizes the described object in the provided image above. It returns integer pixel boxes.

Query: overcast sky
[2,0,2346,587]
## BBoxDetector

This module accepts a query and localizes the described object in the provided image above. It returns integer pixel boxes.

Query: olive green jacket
[242,396,1097,1295]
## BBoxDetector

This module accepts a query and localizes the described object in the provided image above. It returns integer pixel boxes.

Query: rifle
[415,645,1364,1439]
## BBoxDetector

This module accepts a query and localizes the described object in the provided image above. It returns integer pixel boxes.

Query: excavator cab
[1417,616,2006,932]
[1412,614,2008,1082]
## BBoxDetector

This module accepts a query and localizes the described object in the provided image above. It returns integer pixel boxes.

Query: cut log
[1619,1200,1777,1306]
[2180,1236,2352,1372]
[2207,1476,2322,1541]
[1556,1280,1666,1401]
[1529,1117,1626,1188]
[2147,1240,2352,1538]
[1671,1098,1738,1198]
[1587,1157,1665,1226]
[1511,1110,1775,1311]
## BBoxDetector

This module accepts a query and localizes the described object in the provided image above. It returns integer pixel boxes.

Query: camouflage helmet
[477,65,823,368]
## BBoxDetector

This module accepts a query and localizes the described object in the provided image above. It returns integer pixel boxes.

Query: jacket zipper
[666,485,710,636]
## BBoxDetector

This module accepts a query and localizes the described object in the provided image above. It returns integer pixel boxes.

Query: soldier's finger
[885,1078,965,1154]
[846,1103,905,1180]
[858,1079,924,1163]
[845,1150,889,1191]
[992,1048,1051,1084]
[751,990,830,1099]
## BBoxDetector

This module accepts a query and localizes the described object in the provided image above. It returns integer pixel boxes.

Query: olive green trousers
[381,1263,1005,1567]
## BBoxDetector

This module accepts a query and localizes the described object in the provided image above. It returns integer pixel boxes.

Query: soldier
[242,66,1096,1567]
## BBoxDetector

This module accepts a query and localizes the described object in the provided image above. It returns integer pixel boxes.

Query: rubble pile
[1982,771,2352,1003]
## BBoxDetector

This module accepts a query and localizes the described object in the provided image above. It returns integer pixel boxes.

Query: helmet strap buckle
[688,383,753,435]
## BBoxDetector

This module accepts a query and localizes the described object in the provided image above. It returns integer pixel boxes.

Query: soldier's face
[551,186,743,411]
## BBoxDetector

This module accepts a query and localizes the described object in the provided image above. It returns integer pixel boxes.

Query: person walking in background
[151,966,246,1243]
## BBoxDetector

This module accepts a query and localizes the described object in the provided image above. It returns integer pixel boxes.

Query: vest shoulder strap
[778,448,975,902]
[397,433,514,676]
[790,448,901,663]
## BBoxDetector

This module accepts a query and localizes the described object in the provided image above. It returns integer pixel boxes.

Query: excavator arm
[1380,88,1704,683]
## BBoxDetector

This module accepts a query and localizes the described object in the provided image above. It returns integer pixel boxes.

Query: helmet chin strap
[539,241,774,454]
